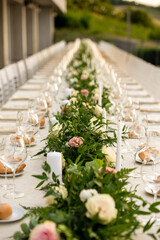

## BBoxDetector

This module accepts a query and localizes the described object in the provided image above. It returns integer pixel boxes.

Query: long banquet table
[1,42,160,239]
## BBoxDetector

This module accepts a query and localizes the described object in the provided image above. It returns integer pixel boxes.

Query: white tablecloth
[0,46,160,240]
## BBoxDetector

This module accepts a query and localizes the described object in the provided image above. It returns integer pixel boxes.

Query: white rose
[89,80,95,86]
[90,117,103,133]
[94,88,99,95]
[72,91,78,97]
[62,100,70,106]
[102,146,116,163]
[92,105,103,117]
[58,184,68,199]
[92,93,99,101]
[50,117,59,126]
[52,125,62,136]
[46,195,57,205]
[70,97,77,104]
[80,189,98,202]
[46,184,68,206]
[85,194,117,224]
[70,78,75,84]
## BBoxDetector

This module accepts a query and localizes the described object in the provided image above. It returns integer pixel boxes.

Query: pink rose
[81,89,89,97]
[81,74,88,80]
[69,137,84,147]
[29,221,60,240]
[99,167,117,176]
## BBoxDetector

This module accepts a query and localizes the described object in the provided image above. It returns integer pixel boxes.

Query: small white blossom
[80,189,98,202]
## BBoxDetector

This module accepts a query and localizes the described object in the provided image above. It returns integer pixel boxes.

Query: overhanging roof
[24,0,66,13]
[52,0,66,13]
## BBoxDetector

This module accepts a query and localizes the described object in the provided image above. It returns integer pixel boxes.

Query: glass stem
[152,193,158,220]
[4,165,7,187]
[133,152,137,169]
[12,169,16,199]
[28,138,31,160]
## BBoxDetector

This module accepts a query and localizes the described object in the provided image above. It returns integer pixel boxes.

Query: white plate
[145,186,160,197]
[0,206,26,223]
[0,171,24,178]
[135,153,153,165]
[40,125,45,129]
[25,141,37,147]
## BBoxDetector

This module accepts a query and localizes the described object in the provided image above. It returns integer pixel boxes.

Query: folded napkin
[129,94,150,98]
[147,119,160,124]
[125,82,138,85]
[12,91,39,100]
[2,105,28,111]
[27,80,45,85]
[139,101,160,105]
[140,109,160,113]
[0,126,16,134]
[19,87,41,91]
[0,114,17,121]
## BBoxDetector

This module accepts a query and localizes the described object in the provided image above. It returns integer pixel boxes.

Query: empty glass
[3,139,27,199]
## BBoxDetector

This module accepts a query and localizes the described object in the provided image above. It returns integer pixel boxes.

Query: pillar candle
[47,152,62,182]
[102,108,106,131]
[98,81,103,106]
[116,121,122,172]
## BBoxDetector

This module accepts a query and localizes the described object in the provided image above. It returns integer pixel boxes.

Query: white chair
[0,69,10,103]
[0,75,4,107]
[5,63,20,92]
[17,60,27,85]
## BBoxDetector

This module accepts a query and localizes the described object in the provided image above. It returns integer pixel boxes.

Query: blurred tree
[123,8,153,27]
[149,27,160,40]
[67,0,113,16]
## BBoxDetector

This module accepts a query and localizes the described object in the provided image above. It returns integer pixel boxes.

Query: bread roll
[46,98,51,106]
[24,136,35,145]
[40,117,45,127]
[128,132,138,139]
[0,203,12,220]
[0,162,26,174]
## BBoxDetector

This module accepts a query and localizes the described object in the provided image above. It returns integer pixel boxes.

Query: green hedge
[136,47,160,65]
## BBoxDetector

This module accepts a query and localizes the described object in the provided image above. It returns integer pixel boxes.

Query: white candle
[102,108,106,131]
[98,81,103,106]
[116,121,122,172]
[47,152,62,182]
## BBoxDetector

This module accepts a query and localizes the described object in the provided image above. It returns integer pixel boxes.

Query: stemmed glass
[126,124,146,178]
[19,111,38,160]
[2,139,27,199]
[141,152,160,223]
[0,138,13,190]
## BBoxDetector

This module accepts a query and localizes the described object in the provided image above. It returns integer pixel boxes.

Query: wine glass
[16,111,23,132]
[141,157,160,223]
[2,140,27,199]
[19,111,36,160]
[127,124,146,178]
[0,137,13,190]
